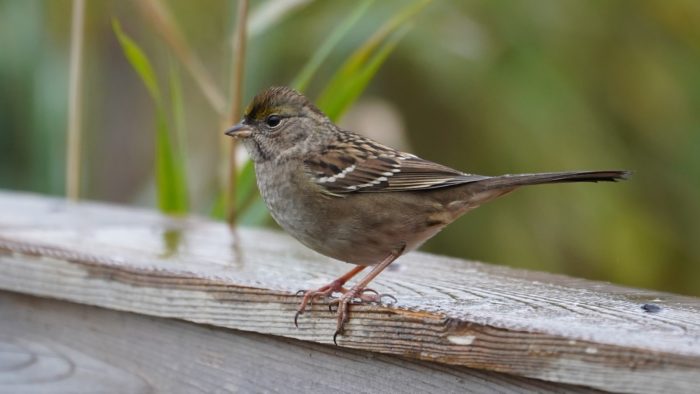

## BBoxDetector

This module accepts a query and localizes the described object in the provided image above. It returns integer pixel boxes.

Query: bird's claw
[379,293,398,305]
[360,288,379,297]
[294,310,302,328]
[333,330,341,346]
[355,288,397,305]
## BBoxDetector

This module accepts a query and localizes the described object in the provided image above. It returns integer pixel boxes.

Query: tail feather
[475,170,631,191]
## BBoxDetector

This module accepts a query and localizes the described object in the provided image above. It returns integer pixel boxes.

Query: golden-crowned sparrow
[225,86,630,343]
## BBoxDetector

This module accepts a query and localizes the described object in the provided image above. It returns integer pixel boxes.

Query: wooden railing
[1,190,698,393]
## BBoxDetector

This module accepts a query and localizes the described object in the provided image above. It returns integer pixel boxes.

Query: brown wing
[303,132,489,195]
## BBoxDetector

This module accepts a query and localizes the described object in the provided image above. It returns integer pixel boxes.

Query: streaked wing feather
[304,132,489,194]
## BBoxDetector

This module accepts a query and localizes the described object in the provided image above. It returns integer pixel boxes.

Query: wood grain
[1,191,699,393]
[0,291,600,393]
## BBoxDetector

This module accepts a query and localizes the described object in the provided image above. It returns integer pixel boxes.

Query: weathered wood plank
[0,291,599,393]
[0,191,699,393]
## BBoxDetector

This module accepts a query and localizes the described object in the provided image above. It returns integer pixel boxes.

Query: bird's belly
[258,170,453,265]
[306,202,449,266]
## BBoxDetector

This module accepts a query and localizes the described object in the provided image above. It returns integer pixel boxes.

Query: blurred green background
[1,0,698,296]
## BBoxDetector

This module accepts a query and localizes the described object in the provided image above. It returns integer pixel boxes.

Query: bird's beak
[224,122,253,138]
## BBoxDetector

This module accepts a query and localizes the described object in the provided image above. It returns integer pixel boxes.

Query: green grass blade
[113,18,188,214]
[155,110,188,213]
[165,61,189,214]
[168,59,189,202]
[169,59,187,158]
[112,19,162,105]
[291,0,374,92]
[321,27,410,122]
[316,0,430,121]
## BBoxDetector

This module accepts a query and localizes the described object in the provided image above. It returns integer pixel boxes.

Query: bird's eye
[265,115,282,128]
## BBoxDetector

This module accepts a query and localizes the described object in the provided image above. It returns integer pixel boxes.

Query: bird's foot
[328,287,397,345]
[293,251,402,344]
[294,279,348,327]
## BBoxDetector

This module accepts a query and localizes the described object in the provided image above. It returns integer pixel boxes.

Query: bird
[224,86,630,344]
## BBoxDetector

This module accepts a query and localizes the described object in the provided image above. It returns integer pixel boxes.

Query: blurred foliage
[112,19,189,214]
[316,0,429,120]
[291,0,373,92]
[0,0,698,296]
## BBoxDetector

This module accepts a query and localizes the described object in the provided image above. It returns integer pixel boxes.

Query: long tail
[475,170,631,191]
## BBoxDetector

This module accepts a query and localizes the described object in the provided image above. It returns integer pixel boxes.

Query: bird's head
[225,86,330,162]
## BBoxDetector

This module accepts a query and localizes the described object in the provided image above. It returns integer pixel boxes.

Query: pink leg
[330,245,405,345]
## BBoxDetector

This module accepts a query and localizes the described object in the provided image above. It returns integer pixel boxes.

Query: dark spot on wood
[642,303,662,313]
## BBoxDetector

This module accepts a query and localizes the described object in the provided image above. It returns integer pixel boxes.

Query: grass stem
[66,0,85,201]
[225,0,249,227]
